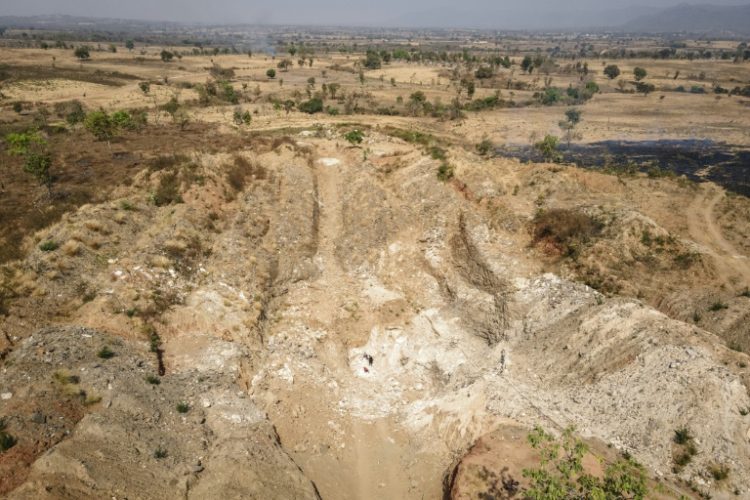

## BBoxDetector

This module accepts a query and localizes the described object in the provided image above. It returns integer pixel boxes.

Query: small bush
[97,346,115,359]
[708,463,729,481]
[0,419,17,453]
[531,208,602,258]
[674,427,693,445]
[84,110,114,140]
[39,241,59,252]
[476,138,493,156]
[344,129,364,145]
[154,446,168,459]
[298,97,324,114]
[534,134,560,162]
[437,162,454,181]
[176,402,190,413]
[708,301,728,312]
[153,172,182,206]
[146,375,161,385]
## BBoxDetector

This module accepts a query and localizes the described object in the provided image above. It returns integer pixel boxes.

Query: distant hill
[623,3,750,35]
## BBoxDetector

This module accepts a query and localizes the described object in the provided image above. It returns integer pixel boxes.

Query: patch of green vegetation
[708,301,728,312]
[146,375,161,385]
[39,241,59,252]
[176,402,190,413]
[154,446,168,459]
[0,419,17,452]
[522,426,647,499]
[97,346,115,359]
[344,129,364,145]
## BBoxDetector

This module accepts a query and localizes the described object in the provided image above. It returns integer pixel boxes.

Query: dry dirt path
[687,184,750,287]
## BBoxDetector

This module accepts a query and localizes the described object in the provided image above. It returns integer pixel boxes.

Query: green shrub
[437,162,454,181]
[39,241,59,252]
[146,375,161,385]
[534,134,560,162]
[476,138,494,156]
[176,402,190,413]
[523,426,647,499]
[0,419,17,453]
[708,301,728,312]
[154,446,168,459]
[298,97,324,114]
[84,110,115,140]
[673,427,692,445]
[344,129,364,145]
[97,346,116,359]
[111,110,135,130]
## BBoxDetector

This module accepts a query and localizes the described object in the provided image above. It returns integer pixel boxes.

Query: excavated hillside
[1,126,749,499]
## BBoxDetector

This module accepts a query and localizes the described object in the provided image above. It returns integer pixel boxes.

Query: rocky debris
[2,326,319,500]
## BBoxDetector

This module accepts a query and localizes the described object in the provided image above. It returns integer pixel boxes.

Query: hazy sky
[1,0,746,29]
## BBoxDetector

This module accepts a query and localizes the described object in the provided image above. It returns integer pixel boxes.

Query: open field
[1,25,750,500]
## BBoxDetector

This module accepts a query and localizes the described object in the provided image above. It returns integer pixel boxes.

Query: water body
[496,139,750,197]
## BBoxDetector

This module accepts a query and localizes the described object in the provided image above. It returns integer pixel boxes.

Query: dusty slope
[1,127,749,499]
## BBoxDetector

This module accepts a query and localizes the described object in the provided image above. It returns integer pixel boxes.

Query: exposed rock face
[1,131,748,499]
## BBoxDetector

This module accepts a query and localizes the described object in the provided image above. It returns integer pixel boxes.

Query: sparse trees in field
[604,64,621,79]
[633,66,647,81]
[74,46,90,60]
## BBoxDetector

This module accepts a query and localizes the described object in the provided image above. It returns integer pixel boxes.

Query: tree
[84,110,115,141]
[633,67,647,81]
[474,66,494,79]
[74,46,90,60]
[328,82,340,99]
[559,108,582,147]
[522,426,648,500]
[160,50,174,62]
[466,80,476,99]
[125,40,135,51]
[363,50,382,70]
[5,131,53,193]
[266,68,276,79]
[298,97,323,114]
[521,55,534,74]
[534,134,561,162]
[604,64,620,79]
[287,45,297,57]
[633,81,655,96]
